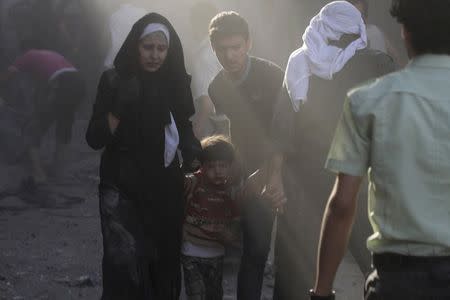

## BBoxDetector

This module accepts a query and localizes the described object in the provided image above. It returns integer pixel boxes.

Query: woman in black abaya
[86,13,200,299]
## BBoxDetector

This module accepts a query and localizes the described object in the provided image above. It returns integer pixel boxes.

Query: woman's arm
[176,77,202,172]
[178,118,202,172]
[85,71,118,150]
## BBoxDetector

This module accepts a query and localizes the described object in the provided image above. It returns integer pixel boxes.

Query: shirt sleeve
[325,95,371,177]
[191,62,215,101]
[85,71,116,150]
[270,83,297,155]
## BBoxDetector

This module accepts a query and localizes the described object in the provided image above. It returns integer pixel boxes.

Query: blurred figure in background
[347,0,402,65]
[236,0,301,68]
[188,1,222,139]
[0,46,85,184]
[103,1,147,69]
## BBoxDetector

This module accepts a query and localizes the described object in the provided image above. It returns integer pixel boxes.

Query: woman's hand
[107,112,120,134]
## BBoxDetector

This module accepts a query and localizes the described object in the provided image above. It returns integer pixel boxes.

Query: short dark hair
[390,0,450,55]
[200,135,235,164]
[209,11,249,46]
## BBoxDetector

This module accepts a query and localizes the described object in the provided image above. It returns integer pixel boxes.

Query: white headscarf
[140,23,171,45]
[285,1,367,111]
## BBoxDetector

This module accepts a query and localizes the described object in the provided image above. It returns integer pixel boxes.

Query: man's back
[293,49,395,191]
[339,54,450,256]
[10,49,75,82]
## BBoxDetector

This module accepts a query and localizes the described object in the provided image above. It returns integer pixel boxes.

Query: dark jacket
[86,12,201,194]
[208,56,285,174]
[86,68,199,193]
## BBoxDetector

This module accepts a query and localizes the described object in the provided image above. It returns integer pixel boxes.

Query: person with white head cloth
[86,13,201,300]
[285,1,367,111]
[269,1,395,299]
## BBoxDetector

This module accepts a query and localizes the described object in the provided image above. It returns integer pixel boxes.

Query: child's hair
[209,11,249,46]
[200,135,235,164]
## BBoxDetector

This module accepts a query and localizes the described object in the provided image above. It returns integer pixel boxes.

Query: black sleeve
[208,79,223,115]
[85,71,116,150]
[268,64,295,154]
[179,119,202,172]
[176,77,202,172]
[270,83,297,155]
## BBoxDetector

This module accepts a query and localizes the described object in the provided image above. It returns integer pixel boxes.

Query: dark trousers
[99,184,182,300]
[365,254,450,300]
[237,197,276,300]
[182,255,224,300]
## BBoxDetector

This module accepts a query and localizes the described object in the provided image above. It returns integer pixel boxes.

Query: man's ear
[246,38,252,53]
[401,24,415,58]
[401,25,407,41]
[210,40,216,53]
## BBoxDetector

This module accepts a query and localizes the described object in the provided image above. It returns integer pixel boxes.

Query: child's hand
[219,230,236,244]
[184,174,197,197]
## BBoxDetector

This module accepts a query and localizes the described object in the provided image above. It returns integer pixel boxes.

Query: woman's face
[138,31,169,72]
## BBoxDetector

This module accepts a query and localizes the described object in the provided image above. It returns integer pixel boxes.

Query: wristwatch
[308,289,335,300]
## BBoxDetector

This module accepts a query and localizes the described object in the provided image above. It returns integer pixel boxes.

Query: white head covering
[285,1,367,111]
[140,23,170,45]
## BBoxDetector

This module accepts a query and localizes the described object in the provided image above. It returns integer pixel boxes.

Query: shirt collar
[410,54,450,70]
[228,56,251,86]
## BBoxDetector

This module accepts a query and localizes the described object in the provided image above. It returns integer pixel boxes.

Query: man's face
[202,161,231,186]
[213,34,251,75]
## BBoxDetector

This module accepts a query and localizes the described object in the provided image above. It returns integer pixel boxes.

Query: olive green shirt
[326,55,450,256]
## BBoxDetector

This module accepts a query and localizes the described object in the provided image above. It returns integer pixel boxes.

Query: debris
[54,275,96,288]
[15,271,29,277]
[54,276,70,285]
[72,275,95,287]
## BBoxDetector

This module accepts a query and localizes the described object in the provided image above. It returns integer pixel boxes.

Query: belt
[373,253,450,269]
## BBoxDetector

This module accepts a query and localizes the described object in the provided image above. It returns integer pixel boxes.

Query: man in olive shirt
[311,0,450,299]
